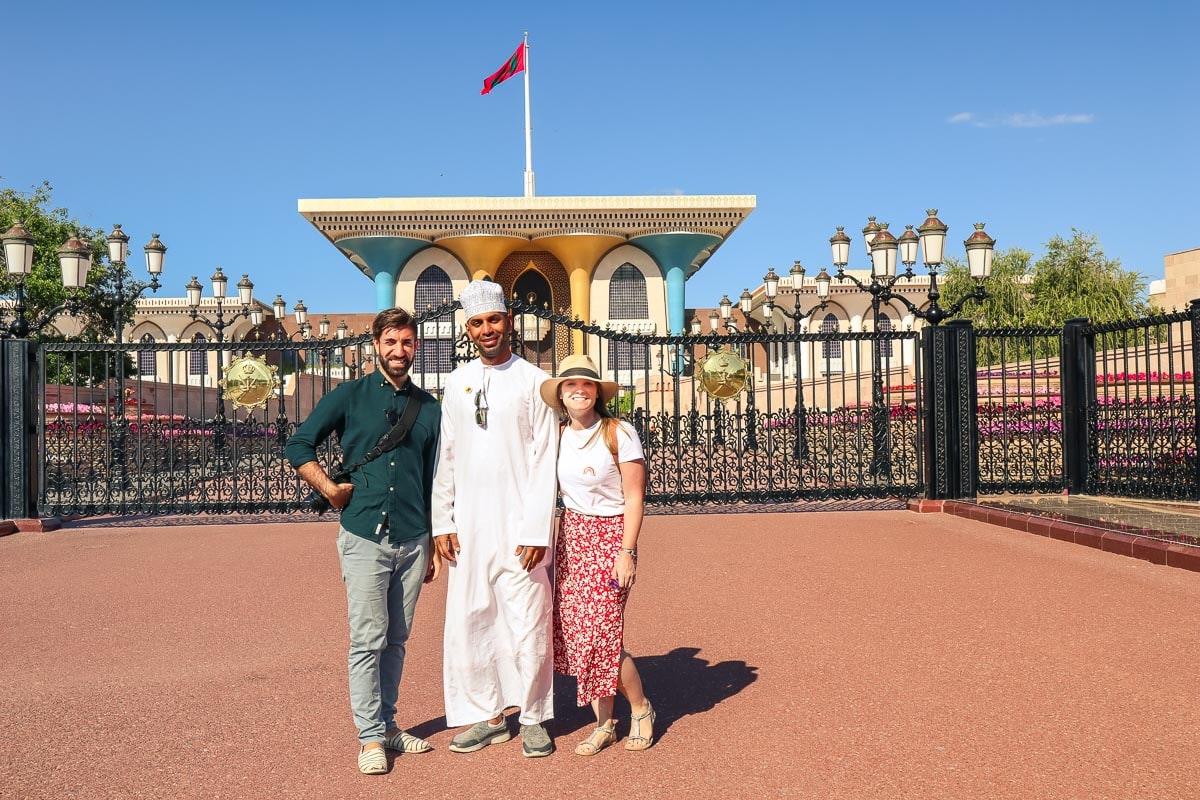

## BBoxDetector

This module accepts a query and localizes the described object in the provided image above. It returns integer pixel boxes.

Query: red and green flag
[481,43,525,95]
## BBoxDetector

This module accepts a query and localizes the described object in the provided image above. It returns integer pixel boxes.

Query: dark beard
[379,356,411,383]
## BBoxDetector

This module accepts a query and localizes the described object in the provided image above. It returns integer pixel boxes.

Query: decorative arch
[495,252,569,311]
[514,268,553,308]
[129,321,167,343]
[797,301,850,333]
[590,245,665,332]
[495,251,571,371]
[396,247,469,313]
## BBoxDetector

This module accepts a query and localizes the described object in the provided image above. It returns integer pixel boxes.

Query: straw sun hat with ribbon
[539,355,620,410]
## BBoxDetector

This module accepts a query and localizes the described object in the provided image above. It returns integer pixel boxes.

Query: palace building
[297,193,756,338]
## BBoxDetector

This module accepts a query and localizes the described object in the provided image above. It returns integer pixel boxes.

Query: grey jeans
[337,527,430,744]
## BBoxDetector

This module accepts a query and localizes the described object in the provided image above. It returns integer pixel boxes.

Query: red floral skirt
[553,508,628,706]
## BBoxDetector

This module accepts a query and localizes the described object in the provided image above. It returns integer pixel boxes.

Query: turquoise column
[374,269,397,312]
[631,233,721,334]
[332,237,431,312]
[665,265,687,335]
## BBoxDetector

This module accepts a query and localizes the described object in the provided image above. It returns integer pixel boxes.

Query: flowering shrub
[45,402,107,415]
[977,394,1194,439]
[977,369,1059,378]
[1096,371,1193,384]
[978,386,1059,397]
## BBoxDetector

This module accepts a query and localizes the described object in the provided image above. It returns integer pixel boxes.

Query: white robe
[432,354,559,726]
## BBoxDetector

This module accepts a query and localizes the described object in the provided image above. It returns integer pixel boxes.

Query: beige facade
[1156,247,1200,312]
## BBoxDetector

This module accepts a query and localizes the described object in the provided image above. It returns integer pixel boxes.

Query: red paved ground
[2,511,1198,799]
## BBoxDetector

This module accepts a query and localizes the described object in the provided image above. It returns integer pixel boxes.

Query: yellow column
[568,263,592,355]
[472,267,491,281]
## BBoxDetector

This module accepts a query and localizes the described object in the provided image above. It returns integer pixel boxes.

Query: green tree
[1,180,139,384]
[1025,229,1150,326]
[1,180,141,341]
[938,247,1033,328]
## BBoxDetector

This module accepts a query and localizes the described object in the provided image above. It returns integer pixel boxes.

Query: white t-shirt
[557,419,644,517]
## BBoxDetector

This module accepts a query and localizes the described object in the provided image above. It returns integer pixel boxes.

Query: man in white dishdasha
[432,279,559,758]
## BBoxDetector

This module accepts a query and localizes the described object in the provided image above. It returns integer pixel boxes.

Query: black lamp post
[1,222,165,512]
[759,262,833,461]
[831,210,996,479]
[1,223,93,339]
[101,226,168,492]
[185,267,255,343]
[185,268,254,463]
[103,225,167,344]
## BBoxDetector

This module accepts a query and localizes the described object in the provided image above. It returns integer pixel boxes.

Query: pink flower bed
[1096,371,1193,384]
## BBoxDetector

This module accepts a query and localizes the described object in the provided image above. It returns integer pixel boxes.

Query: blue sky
[3,0,1197,317]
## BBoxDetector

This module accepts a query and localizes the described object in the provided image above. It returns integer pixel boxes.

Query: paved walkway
[978,493,1200,546]
[2,510,1199,799]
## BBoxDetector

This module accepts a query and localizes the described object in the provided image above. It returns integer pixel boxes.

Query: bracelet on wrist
[619,547,638,558]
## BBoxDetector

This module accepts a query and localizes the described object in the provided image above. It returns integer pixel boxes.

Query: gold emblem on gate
[697,347,748,400]
[219,355,281,411]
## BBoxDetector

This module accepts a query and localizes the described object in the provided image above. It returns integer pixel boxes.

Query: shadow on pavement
[551,646,759,744]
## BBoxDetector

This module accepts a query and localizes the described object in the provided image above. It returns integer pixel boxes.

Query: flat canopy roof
[298,194,756,278]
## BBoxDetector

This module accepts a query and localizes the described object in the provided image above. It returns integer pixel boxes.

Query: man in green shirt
[286,307,441,775]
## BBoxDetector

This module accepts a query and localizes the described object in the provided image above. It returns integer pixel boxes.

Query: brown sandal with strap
[574,724,617,756]
[624,701,656,751]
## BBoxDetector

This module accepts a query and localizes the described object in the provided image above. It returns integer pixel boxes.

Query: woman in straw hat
[539,354,655,755]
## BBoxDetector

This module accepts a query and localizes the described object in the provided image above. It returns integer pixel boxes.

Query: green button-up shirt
[285,374,440,543]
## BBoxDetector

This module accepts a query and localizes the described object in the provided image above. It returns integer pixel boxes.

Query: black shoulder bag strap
[337,393,423,478]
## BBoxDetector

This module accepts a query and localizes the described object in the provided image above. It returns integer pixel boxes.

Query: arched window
[608,264,648,319]
[609,264,648,373]
[189,333,208,376]
[415,266,453,375]
[820,314,842,361]
[138,333,156,377]
[875,313,894,361]
[414,265,453,313]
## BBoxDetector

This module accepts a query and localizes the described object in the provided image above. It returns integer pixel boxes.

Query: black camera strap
[338,393,423,478]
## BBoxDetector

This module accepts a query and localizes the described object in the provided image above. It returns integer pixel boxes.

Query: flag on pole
[481,42,525,95]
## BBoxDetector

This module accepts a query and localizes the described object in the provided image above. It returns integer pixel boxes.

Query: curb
[908,498,1200,573]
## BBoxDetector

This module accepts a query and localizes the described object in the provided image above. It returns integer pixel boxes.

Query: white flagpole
[523,31,535,197]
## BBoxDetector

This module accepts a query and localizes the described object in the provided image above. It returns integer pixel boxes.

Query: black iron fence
[4,300,1199,519]
[474,299,924,504]
[972,305,1200,500]
[1084,310,1200,499]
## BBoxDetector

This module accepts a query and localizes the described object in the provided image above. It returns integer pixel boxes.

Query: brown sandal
[574,724,617,756]
[624,701,656,751]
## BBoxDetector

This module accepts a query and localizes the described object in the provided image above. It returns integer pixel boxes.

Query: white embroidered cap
[459,280,507,320]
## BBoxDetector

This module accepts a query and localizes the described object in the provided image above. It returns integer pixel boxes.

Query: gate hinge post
[1060,317,1094,494]
[2,339,41,522]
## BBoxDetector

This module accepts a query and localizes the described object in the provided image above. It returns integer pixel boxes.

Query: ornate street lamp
[102,225,168,344]
[2,223,96,338]
[186,267,254,342]
[718,294,734,331]
[761,261,832,330]
[832,210,997,478]
[757,261,833,463]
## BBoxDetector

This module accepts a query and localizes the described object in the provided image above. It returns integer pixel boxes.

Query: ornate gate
[30,299,924,517]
